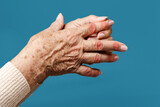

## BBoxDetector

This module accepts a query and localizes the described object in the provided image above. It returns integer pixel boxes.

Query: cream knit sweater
[0,62,31,107]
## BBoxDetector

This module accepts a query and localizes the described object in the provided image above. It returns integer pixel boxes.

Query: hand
[64,14,114,54]
[65,15,113,40]
[11,14,128,89]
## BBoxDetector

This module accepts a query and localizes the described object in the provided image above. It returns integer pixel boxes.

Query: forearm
[10,42,48,90]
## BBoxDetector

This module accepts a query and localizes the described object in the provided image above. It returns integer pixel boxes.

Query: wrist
[11,46,48,90]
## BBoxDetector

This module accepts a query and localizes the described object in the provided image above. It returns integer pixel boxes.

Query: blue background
[0,0,159,107]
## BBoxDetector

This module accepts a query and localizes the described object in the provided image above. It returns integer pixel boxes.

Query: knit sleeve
[0,62,30,107]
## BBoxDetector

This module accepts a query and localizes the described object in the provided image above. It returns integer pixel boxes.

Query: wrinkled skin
[11,14,128,89]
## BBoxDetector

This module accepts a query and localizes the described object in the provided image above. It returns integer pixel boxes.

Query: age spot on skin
[36,49,41,53]
[95,41,103,50]
[24,56,27,59]
[113,41,120,51]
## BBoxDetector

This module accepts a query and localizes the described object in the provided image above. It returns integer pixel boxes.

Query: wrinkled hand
[65,15,113,40]
[11,14,128,89]
[64,14,114,54]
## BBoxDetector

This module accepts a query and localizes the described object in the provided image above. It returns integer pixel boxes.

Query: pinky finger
[75,65,102,77]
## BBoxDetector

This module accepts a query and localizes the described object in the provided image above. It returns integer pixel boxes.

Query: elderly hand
[11,14,128,89]
[64,14,114,54]
[65,15,113,40]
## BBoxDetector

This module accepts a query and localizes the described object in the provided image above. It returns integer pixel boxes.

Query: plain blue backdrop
[0,0,159,107]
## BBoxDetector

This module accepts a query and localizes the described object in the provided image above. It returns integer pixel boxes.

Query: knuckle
[89,15,96,18]
[113,41,121,51]
[95,40,103,50]
[29,36,36,42]
[94,53,101,63]
[75,18,81,22]
[85,67,92,75]
[108,55,116,62]
[89,23,96,34]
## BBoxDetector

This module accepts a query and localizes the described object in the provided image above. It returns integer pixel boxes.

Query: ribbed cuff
[0,62,30,107]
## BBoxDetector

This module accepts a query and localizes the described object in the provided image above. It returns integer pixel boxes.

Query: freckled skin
[24,56,27,59]
[10,15,126,90]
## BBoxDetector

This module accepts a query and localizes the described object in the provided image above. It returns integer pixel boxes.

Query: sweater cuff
[0,62,30,107]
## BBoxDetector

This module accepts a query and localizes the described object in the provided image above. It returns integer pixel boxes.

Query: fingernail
[108,20,114,26]
[97,32,105,39]
[56,13,62,21]
[114,56,119,61]
[99,72,102,75]
[97,16,108,21]
[120,45,128,51]
[107,37,113,40]
[90,33,97,37]
[88,37,95,40]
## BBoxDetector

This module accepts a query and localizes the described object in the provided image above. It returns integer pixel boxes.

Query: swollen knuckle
[85,67,92,74]
[89,23,96,34]
[108,55,115,62]
[94,53,101,63]
[95,40,103,50]
[113,41,120,50]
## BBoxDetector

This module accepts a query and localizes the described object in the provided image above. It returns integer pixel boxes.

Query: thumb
[50,13,64,31]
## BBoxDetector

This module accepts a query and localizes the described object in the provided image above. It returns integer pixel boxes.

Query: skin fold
[11,14,128,90]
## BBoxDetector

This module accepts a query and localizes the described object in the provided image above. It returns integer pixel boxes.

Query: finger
[49,13,64,32]
[88,36,113,40]
[79,20,114,38]
[97,28,112,39]
[83,40,128,52]
[82,53,119,64]
[75,65,102,77]
[65,15,107,29]
[107,36,113,40]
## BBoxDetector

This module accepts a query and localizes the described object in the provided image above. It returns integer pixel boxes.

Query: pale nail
[108,20,114,26]
[88,37,95,40]
[114,56,119,61]
[97,16,108,21]
[120,45,128,51]
[56,13,62,21]
[97,32,105,39]
[90,33,97,37]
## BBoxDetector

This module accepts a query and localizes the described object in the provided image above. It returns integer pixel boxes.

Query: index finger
[77,20,114,38]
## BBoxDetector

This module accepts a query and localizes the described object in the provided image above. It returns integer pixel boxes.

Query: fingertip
[56,13,63,21]
[108,20,114,26]
[91,69,101,77]
[113,55,119,62]
[120,45,128,52]
[99,71,102,75]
